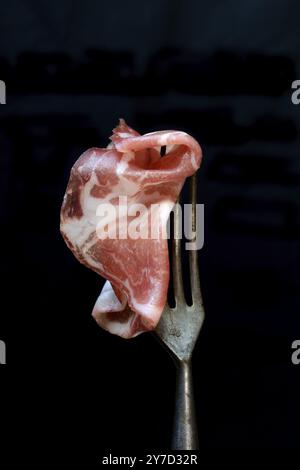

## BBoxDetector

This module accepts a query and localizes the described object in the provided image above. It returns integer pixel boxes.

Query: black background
[0,0,300,461]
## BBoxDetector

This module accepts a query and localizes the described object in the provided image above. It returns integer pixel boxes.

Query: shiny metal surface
[172,360,198,450]
[155,173,205,450]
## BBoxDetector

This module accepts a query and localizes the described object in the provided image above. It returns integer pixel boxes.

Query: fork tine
[189,174,204,307]
[173,196,185,306]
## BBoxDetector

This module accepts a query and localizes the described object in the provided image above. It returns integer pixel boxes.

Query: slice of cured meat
[60,119,202,338]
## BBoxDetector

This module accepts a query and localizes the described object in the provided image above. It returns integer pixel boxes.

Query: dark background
[0,0,299,460]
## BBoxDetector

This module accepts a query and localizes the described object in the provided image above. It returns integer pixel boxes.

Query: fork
[155,173,205,450]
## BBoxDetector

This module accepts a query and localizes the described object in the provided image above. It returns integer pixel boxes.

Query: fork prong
[173,196,185,306]
[189,174,204,307]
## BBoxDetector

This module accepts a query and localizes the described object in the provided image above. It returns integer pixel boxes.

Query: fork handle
[172,360,199,450]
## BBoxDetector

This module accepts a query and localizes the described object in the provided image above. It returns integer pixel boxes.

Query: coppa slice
[60,119,202,338]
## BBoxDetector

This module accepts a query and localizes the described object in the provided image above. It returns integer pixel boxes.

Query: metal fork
[155,173,205,450]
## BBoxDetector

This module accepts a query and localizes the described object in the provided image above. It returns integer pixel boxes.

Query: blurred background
[0,0,299,458]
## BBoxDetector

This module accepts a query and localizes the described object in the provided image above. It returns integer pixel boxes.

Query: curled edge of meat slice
[60,119,202,339]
